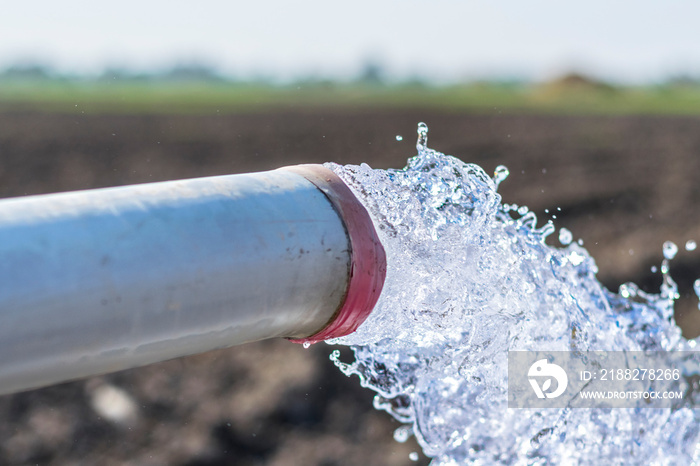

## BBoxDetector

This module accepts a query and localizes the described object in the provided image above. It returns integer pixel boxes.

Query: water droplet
[686,240,697,251]
[409,452,419,461]
[302,342,311,349]
[517,206,528,216]
[619,283,638,299]
[559,228,573,246]
[493,165,509,187]
[663,241,678,260]
[619,284,630,298]
[694,279,700,300]
[651,266,658,273]
[416,122,428,151]
[393,425,412,443]
[396,135,403,141]
[88,383,138,424]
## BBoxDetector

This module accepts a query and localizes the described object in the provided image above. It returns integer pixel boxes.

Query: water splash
[325,124,700,464]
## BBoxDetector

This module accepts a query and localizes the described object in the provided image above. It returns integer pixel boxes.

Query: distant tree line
[2,61,699,88]
[0,60,405,86]
[0,63,228,83]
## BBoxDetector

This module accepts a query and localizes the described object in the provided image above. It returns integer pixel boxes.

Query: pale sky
[2,0,700,83]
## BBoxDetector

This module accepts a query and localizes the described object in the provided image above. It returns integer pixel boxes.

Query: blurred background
[2,1,700,464]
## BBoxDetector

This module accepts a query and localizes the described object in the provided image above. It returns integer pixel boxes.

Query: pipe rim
[281,165,386,344]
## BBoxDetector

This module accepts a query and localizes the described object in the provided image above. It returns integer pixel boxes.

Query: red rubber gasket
[282,165,387,344]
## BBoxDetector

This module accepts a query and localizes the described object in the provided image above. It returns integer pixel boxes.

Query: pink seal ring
[281,165,387,344]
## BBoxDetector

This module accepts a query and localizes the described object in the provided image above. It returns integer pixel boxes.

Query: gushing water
[324,124,700,464]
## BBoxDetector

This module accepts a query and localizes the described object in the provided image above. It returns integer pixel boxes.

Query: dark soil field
[1,109,700,465]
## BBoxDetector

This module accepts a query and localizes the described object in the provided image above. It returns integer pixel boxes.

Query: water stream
[325,124,700,464]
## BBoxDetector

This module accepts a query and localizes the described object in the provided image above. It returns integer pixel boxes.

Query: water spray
[323,124,700,464]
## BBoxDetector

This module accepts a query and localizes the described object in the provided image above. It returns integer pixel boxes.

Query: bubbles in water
[324,133,700,465]
[416,122,428,151]
[409,452,419,461]
[686,240,697,251]
[558,227,573,245]
[663,241,679,259]
[396,135,404,141]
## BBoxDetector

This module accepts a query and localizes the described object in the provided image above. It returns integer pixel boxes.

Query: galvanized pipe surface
[0,167,361,395]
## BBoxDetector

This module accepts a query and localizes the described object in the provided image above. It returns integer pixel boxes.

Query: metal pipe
[0,165,386,395]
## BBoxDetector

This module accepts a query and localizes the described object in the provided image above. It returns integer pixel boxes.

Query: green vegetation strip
[2,80,700,115]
